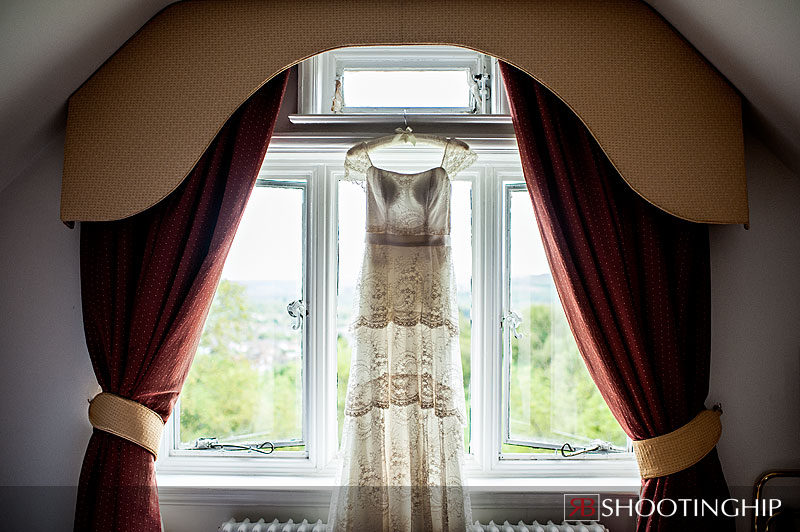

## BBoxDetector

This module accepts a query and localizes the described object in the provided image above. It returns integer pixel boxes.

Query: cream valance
[61,0,748,224]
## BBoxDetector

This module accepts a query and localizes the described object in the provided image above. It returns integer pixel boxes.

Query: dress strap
[439,138,452,168]
[441,139,478,177]
[343,142,374,188]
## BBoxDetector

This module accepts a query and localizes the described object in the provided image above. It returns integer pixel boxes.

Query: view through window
[175,171,628,460]
[502,184,627,454]
[179,180,306,452]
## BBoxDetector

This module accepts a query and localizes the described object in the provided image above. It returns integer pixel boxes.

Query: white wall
[0,128,797,531]
[710,132,800,480]
[0,129,97,528]
[709,134,800,530]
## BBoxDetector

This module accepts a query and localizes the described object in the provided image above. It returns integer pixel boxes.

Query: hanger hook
[403,109,408,128]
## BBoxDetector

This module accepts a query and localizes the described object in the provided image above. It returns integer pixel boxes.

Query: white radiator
[219,518,608,532]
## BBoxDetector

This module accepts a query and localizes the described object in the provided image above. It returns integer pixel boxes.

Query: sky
[510,188,551,278]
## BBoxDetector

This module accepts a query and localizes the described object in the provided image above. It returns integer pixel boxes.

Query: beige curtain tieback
[88,392,164,459]
[632,408,722,479]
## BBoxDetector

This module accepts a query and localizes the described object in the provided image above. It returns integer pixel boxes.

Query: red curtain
[499,63,733,531]
[73,71,288,532]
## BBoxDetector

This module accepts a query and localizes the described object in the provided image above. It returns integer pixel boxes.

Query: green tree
[180,280,261,443]
[197,280,257,357]
[337,334,352,441]
[505,303,626,453]
[459,308,472,448]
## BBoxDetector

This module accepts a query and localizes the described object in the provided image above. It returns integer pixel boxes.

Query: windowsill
[287,113,513,125]
[156,473,641,506]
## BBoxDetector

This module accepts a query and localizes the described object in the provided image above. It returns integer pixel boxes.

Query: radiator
[219,518,608,532]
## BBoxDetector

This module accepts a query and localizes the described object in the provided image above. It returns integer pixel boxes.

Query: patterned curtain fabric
[499,62,733,531]
[73,71,288,532]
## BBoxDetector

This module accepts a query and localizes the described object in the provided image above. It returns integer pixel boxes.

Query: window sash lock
[287,299,307,330]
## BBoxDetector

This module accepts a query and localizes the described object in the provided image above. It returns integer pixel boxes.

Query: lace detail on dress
[353,315,458,336]
[343,142,372,189]
[344,318,466,423]
[350,244,459,336]
[329,409,471,531]
[344,375,464,420]
[441,139,478,177]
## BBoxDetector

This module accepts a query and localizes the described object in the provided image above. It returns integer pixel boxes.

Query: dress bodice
[366,166,450,236]
[343,138,477,239]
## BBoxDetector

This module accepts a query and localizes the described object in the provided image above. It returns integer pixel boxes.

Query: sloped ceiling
[0,0,798,196]
[645,0,800,176]
[0,0,176,194]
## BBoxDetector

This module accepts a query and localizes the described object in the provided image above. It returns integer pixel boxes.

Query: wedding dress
[328,138,477,532]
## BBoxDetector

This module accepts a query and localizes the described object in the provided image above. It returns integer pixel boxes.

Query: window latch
[502,310,523,339]
[331,77,344,113]
[191,437,276,455]
[471,69,491,114]
[287,299,306,330]
[560,440,625,457]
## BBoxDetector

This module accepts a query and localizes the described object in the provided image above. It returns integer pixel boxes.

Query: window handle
[560,440,626,457]
[331,78,343,113]
[502,310,523,339]
[471,71,490,114]
[287,299,306,330]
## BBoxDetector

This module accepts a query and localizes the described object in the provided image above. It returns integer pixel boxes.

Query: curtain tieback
[88,392,164,459]
[632,408,722,479]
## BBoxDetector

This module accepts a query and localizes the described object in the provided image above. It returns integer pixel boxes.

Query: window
[297,46,505,116]
[501,184,628,456]
[340,69,472,112]
[160,153,632,477]
[177,178,308,456]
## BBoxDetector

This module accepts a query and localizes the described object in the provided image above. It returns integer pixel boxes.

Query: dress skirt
[329,240,471,532]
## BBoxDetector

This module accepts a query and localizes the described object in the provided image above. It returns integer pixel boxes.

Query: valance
[61,0,748,224]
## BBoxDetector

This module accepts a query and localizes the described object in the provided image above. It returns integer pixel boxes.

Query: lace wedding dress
[328,139,477,532]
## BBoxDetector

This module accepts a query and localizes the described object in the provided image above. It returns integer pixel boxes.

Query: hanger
[347,110,471,156]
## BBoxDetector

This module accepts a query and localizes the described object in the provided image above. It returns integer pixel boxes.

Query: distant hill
[234,273,557,311]
[239,280,302,305]
[511,273,557,305]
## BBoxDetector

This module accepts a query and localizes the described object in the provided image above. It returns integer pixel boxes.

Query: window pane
[342,69,471,109]
[336,180,366,442]
[179,182,305,449]
[504,186,626,452]
[450,180,473,450]
[336,178,472,447]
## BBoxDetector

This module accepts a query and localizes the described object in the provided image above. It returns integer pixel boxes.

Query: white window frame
[156,138,637,483]
[159,164,327,476]
[498,182,632,458]
[296,46,509,117]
